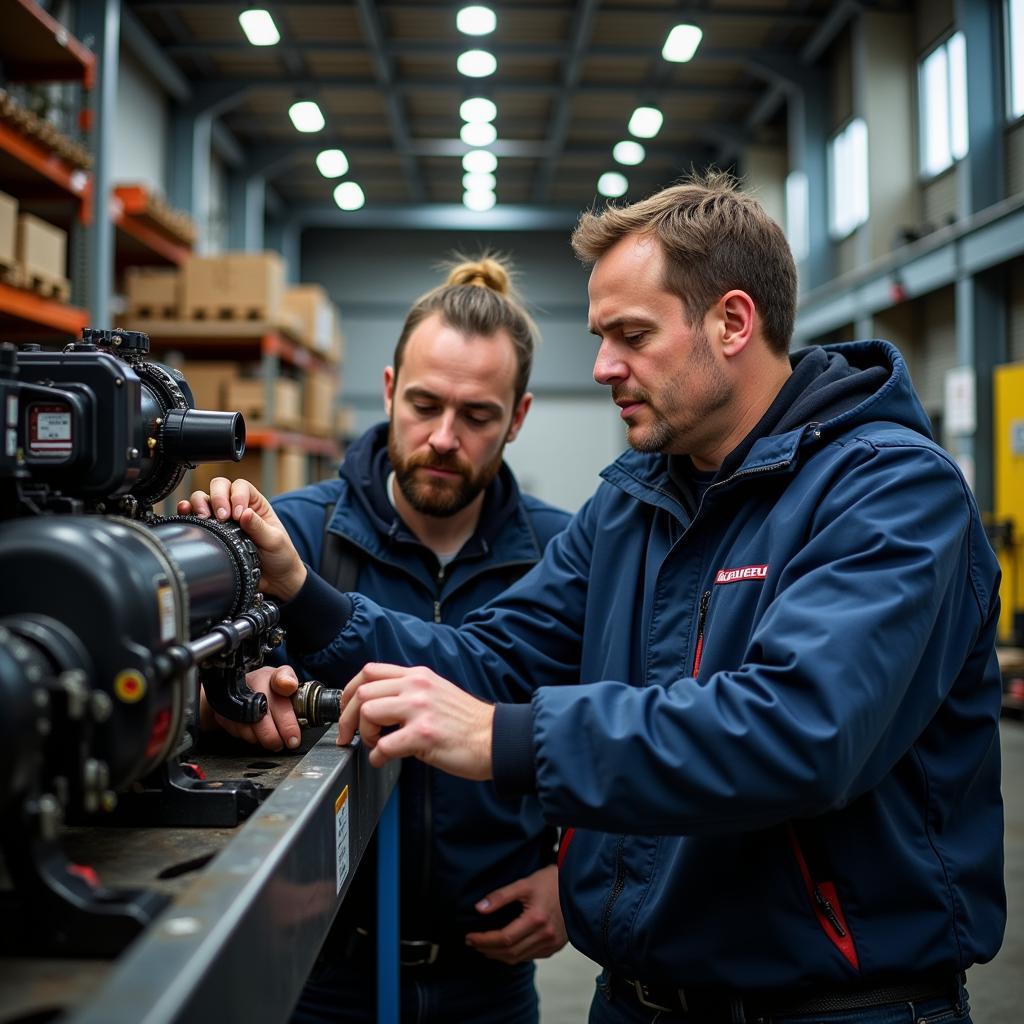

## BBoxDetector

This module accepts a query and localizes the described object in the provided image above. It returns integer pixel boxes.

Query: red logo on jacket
[714,564,768,585]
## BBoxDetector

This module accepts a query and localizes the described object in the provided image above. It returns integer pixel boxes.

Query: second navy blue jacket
[273,422,570,939]
[281,342,1005,992]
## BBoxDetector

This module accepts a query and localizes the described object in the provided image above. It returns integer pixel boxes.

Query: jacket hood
[605,339,933,497]
[335,420,525,555]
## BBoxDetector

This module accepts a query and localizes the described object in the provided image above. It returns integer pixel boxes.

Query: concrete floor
[535,719,1024,1023]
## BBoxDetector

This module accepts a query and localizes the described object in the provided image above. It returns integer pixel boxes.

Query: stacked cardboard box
[0,190,17,280]
[16,213,68,300]
[182,251,284,323]
[189,448,306,498]
[305,370,341,437]
[125,267,180,319]
[283,284,336,357]
[225,376,304,432]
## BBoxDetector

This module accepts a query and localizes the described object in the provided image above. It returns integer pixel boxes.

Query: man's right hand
[177,477,307,601]
[199,665,303,751]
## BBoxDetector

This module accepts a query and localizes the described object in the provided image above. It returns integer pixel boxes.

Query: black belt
[608,970,964,1020]
[330,925,477,969]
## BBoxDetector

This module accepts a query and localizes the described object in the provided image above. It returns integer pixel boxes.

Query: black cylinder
[160,408,245,463]
[151,519,245,634]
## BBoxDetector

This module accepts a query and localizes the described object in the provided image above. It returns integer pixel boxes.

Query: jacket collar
[329,421,542,567]
[600,339,922,515]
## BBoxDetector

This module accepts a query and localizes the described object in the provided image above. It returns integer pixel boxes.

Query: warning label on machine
[335,785,350,895]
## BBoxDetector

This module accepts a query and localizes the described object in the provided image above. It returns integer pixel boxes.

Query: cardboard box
[277,448,307,494]
[17,213,66,283]
[0,190,17,268]
[125,266,180,318]
[189,448,306,498]
[333,405,358,439]
[182,251,284,322]
[305,370,339,437]
[176,361,239,411]
[283,284,335,354]
[226,375,303,431]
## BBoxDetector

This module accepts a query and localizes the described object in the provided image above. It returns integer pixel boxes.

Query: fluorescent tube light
[239,9,279,46]
[662,24,702,63]
[289,100,325,133]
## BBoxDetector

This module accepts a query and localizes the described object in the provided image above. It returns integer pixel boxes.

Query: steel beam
[78,0,120,330]
[353,0,424,202]
[292,202,582,230]
[533,0,600,203]
[62,735,399,1024]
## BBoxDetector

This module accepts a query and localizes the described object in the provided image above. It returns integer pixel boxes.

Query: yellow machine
[993,362,1024,644]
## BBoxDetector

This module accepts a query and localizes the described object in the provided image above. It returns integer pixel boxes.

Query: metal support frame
[168,85,253,251]
[778,64,831,293]
[228,172,267,251]
[377,787,401,1024]
[532,0,599,203]
[353,0,424,203]
[77,0,121,329]
[62,733,399,1024]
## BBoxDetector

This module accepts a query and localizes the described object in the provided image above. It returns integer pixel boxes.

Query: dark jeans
[291,956,538,1024]
[588,970,972,1024]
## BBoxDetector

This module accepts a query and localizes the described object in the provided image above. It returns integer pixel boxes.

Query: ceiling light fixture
[333,181,365,211]
[463,189,496,211]
[662,24,703,63]
[460,121,497,146]
[462,149,498,174]
[457,49,497,77]
[315,148,349,178]
[463,171,497,191]
[460,97,497,123]
[613,140,646,165]
[598,172,628,197]
[288,99,325,133]
[457,5,497,35]
[627,106,663,139]
[238,8,280,46]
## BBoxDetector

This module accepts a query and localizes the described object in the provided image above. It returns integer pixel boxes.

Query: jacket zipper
[600,835,627,960]
[692,590,711,675]
[785,823,860,970]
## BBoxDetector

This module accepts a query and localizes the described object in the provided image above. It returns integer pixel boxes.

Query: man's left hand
[337,662,494,780]
[465,865,568,964]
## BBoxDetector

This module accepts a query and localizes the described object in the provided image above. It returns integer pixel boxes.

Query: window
[828,118,869,239]
[919,32,969,177]
[1007,0,1024,119]
[785,170,809,262]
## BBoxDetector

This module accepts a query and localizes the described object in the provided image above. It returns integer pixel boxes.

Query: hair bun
[446,257,511,295]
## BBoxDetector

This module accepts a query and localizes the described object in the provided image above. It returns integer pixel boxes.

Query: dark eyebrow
[403,386,504,418]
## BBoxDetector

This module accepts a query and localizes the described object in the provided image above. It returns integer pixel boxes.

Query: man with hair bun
[190,174,1004,1024]
[191,256,570,1023]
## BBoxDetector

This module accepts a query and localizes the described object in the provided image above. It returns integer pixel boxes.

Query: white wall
[112,49,169,195]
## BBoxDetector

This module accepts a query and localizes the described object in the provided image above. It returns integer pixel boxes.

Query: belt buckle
[400,939,440,967]
[633,981,686,1013]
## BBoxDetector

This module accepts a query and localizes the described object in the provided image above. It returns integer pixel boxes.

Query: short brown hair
[393,255,538,403]
[571,170,797,354]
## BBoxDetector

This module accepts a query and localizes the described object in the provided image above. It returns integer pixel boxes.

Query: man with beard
[192,257,571,1024]
[191,174,1004,1024]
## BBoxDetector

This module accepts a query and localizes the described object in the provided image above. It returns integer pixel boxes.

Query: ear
[383,366,396,417]
[505,392,533,444]
[718,290,756,358]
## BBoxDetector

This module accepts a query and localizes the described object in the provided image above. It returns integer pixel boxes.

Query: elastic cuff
[491,702,538,797]
[279,564,353,654]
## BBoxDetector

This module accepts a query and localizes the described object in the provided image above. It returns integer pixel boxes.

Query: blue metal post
[376,785,400,1024]
[79,0,121,328]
